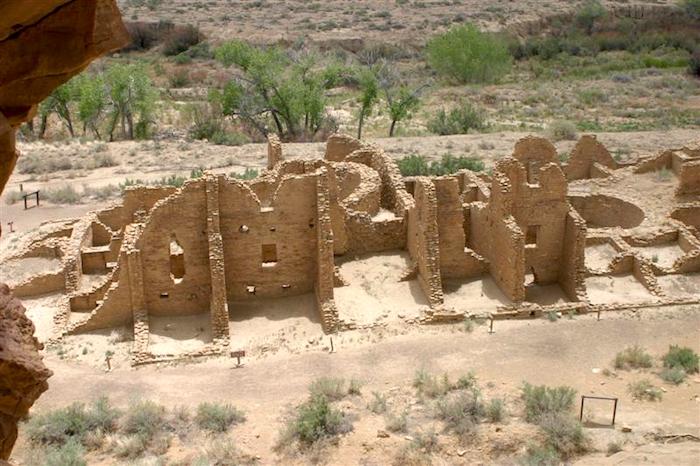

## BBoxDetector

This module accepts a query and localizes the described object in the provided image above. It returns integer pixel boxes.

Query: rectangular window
[526,225,540,246]
[262,244,277,265]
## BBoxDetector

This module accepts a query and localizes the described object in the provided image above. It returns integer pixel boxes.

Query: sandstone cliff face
[0,285,52,459]
[0,0,128,459]
[0,0,129,193]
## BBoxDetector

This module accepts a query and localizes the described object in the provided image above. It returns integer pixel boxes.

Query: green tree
[39,80,77,138]
[426,24,512,84]
[575,0,607,35]
[215,40,341,141]
[376,63,425,137]
[104,64,157,140]
[75,74,107,139]
[356,68,378,139]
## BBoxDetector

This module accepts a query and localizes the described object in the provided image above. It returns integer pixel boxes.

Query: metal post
[23,194,27,210]
[597,310,601,321]
[612,398,618,426]
[36,190,40,207]
[7,221,13,233]
[579,396,585,422]
[489,317,494,334]
[330,337,334,353]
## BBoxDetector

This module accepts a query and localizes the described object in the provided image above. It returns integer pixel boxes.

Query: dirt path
[16,306,700,464]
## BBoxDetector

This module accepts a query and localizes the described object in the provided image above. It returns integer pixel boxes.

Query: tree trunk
[389,119,397,137]
[357,112,364,139]
[126,111,134,140]
[39,114,48,139]
[66,114,74,137]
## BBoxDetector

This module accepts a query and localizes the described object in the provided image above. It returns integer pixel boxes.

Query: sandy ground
[443,275,513,314]
[13,305,700,465]
[586,275,657,305]
[656,274,700,299]
[586,243,619,271]
[0,257,62,286]
[633,243,687,269]
[335,251,427,325]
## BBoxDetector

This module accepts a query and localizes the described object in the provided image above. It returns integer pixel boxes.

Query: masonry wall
[558,209,587,300]
[407,178,443,307]
[433,177,485,279]
[219,174,319,300]
[140,180,212,316]
[678,160,700,195]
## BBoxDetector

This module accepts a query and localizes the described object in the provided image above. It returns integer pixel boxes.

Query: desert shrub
[196,438,244,465]
[576,0,607,34]
[413,370,451,399]
[662,345,699,373]
[430,153,485,175]
[309,377,349,401]
[435,390,485,441]
[614,345,653,370]
[486,398,506,422]
[195,402,245,433]
[521,443,560,466]
[607,441,623,456]
[163,24,202,56]
[546,120,578,141]
[689,48,700,77]
[121,400,167,441]
[392,444,432,466]
[112,434,149,459]
[397,154,431,176]
[91,152,117,168]
[521,383,576,423]
[538,413,590,459]
[4,190,23,205]
[427,102,486,135]
[169,69,190,88]
[44,184,83,205]
[660,367,687,385]
[368,392,388,414]
[211,131,250,146]
[426,24,512,83]
[385,410,408,433]
[348,378,363,395]
[628,379,663,401]
[25,397,120,447]
[455,372,477,391]
[231,168,259,180]
[680,0,700,19]
[39,439,87,466]
[280,395,352,446]
[17,154,74,174]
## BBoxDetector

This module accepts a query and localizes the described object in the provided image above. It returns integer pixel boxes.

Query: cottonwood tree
[104,63,157,140]
[75,74,108,139]
[356,67,378,139]
[214,40,342,141]
[38,81,77,138]
[376,63,427,137]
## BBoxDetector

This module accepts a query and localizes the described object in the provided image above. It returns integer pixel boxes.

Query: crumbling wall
[565,135,617,180]
[677,160,700,195]
[433,177,486,279]
[558,209,587,301]
[267,134,283,169]
[325,133,364,162]
[315,168,339,331]
[140,180,211,316]
[407,178,444,307]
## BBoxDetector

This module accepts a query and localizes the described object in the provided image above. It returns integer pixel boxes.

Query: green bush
[195,402,245,433]
[680,0,700,19]
[538,413,590,459]
[486,398,506,423]
[397,154,431,176]
[521,383,576,424]
[426,24,512,84]
[162,24,202,56]
[282,395,352,446]
[427,102,487,135]
[690,48,700,77]
[575,1,607,34]
[435,390,485,441]
[385,410,408,433]
[662,345,699,373]
[412,369,451,399]
[614,345,654,370]
[521,443,560,466]
[231,168,259,180]
[25,397,120,447]
[41,439,87,466]
[628,379,663,401]
[309,377,349,401]
[121,400,166,441]
[660,367,687,385]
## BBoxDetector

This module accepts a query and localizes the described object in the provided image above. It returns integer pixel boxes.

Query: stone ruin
[4,133,699,366]
[0,0,129,458]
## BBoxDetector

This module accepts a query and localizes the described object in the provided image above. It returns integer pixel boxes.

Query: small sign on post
[231,350,246,367]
